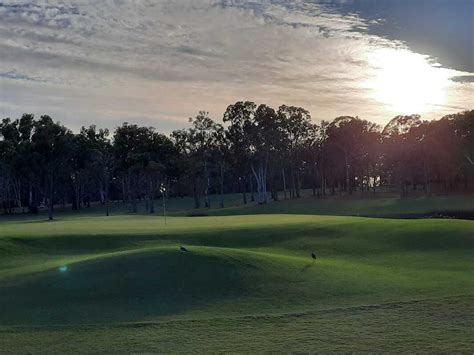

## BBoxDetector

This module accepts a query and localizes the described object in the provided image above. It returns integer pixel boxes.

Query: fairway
[1,213,473,352]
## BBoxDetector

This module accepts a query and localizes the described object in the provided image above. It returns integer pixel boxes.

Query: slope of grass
[0,213,473,352]
[207,193,474,217]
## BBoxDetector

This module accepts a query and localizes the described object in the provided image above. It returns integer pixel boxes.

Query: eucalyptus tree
[78,125,115,215]
[211,122,228,208]
[17,114,39,211]
[172,112,224,209]
[188,111,224,208]
[443,110,474,168]
[301,122,323,197]
[247,104,283,204]
[113,123,150,212]
[278,105,313,198]
[326,116,380,195]
[114,123,174,213]
[146,130,176,213]
[382,115,422,196]
[223,101,256,204]
[0,117,20,213]
[31,115,73,220]
[171,128,199,206]
[0,115,38,212]
[315,120,331,195]
[455,111,474,186]
[413,111,474,192]
[351,119,380,194]
[70,129,92,210]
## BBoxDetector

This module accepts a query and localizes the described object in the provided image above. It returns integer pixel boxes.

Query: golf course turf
[0,200,473,352]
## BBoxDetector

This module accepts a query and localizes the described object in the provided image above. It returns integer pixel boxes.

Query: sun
[367,48,452,114]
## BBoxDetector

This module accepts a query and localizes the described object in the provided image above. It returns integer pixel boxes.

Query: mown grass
[2,296,472,353]
[208,193,474,217]
[0,210,473,352]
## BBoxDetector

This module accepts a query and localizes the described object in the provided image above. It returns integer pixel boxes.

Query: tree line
[0,103,472,219]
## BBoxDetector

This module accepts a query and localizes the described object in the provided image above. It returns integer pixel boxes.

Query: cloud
[0,70,45,82]
[451,75,474,83]
[0,0,472,132]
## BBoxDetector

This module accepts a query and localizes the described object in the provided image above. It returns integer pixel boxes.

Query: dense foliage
[0,105,472,218]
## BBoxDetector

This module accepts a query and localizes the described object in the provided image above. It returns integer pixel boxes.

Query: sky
[0,0,473,132]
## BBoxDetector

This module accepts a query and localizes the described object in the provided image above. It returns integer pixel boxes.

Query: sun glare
[368,48,452,114]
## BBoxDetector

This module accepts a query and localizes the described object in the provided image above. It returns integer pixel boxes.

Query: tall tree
[278,105,313,198]
[382,115,422,196]
[31,116,73,220]
[223,101,256,204]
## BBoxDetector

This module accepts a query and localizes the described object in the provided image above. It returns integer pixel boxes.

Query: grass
[0,196,473,352]
[207,193,474,217]
[3,189,473,220]
[2,297,472,353]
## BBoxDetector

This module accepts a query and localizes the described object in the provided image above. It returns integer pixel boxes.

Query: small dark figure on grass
[180,246,188,252]
[311,251,316,261]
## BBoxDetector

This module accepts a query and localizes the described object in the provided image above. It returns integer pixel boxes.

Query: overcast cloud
[0,0,472,131]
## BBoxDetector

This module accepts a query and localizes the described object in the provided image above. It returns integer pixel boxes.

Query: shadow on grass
[6,223,342,255]
[0,250,250,326]
[299,263,316,273]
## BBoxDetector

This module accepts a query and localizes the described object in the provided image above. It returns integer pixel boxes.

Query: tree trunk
[296,172,301,198]
[193,179,201,209]
[241,177,247,205]
[272,174,279,201]
[263,164,268,204]
[251,164,267,204]
[28,183,34,212]
[74,179,80,210]
[282,168,287,199]
[99,185,105,205]
[131,176,137,213]
[105,177,110,217]
[345,153,351,195]
[13,178,22,211]
[423,162,431,196]
[321,170,326,196]
[121,178,127,203]
[48,171,54,220]
[290,168,295,199]
[149,178,155,213]
[249,175,255,202]
[219,164,224,208]
[204,160,210,208]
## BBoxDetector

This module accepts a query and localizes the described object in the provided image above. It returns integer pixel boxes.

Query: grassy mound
[1,248,256,325]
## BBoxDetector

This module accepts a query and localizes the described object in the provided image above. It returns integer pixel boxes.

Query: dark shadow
[7,224,340,255]
[300,263,315,273]
[0,250,251,326]
[370,210,474,220]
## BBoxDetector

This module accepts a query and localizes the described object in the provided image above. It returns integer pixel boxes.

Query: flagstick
[160,183,167,225]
